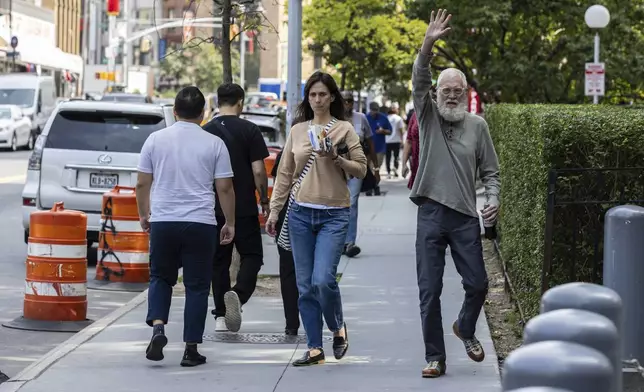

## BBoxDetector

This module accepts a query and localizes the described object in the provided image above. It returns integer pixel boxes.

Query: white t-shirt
[386,114,404,144]
[137,121,234,226]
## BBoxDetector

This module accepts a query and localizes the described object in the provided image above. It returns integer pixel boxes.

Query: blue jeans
[288,203,350,349]
[146,221,217,344]
[346,177,363,245]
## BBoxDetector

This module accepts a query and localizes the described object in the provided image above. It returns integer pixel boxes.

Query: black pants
[211,215,263,318]
[277,206,300,330]
[385,142,401,174]
[415,199,488,362]
[146,221,217,343]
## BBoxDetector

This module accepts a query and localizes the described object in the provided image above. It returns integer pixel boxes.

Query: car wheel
[11,133,17,152]
[26,133,35,150]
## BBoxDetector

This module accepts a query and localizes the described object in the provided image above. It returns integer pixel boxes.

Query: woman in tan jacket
[266,71,367,366]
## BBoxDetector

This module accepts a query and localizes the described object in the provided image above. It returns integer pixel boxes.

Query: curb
[0,289,149,392]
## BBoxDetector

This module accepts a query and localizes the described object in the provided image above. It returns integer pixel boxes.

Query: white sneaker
[215,317,228,332]
[224,290,242,332]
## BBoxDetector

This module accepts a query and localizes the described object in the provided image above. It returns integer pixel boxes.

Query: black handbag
[360,166,377,192]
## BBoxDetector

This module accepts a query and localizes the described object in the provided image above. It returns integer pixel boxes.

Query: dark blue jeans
[146,221,217,344]
[288,203,350,349]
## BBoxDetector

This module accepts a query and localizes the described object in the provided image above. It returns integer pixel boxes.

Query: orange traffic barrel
[2,202,93,332]
[90,186,149,292]
[258,150,278,229]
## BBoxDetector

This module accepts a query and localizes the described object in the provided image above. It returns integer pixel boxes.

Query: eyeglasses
[438,87,465,97]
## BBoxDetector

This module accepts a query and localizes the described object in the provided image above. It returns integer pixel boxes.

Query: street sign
[94,72,116,81]
[10,36,18,49]
[585,62,605,96]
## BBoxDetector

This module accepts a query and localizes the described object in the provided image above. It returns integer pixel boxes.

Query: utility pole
[240,22,245,90]
[80,0,90,95]
[9,0,14,72]
[285,0,302,132]
[122,0,130,90]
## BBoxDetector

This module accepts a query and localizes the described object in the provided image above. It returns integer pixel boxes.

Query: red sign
[107,0,120,16]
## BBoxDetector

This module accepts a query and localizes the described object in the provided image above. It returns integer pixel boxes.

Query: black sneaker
[145,324,168,361]
[374,186,381,196]
[345,243,361,258]
[285,328,298,336]
[180,344,207,367]
[292,349,325,367]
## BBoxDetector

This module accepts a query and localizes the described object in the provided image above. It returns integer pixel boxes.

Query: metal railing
[541,167,644,293]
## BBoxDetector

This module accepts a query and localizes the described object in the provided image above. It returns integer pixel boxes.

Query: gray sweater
[410,52,500,218]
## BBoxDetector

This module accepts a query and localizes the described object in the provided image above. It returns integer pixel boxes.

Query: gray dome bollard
[540,282,623,392]
[523,308,620,392]
[604,205,644,365]
[507,388,573,392]
[502,340,613,392]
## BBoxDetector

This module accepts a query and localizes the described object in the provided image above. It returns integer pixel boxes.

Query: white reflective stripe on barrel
[98,251,150,264]
[27,243,87,259]
[99,219,145,233]
[25,281,87,296]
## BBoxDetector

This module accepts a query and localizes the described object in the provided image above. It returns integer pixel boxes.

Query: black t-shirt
[203,115,269,217]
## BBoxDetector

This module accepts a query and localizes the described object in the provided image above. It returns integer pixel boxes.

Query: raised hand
[422,9,452,53]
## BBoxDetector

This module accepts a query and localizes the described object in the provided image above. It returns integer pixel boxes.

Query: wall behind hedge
[486,104,644,318]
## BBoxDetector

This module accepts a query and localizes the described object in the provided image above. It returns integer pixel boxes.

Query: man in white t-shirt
[135,86,236,367]
[386,104,405,179]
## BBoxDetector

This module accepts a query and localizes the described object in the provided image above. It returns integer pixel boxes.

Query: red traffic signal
[107,0,120,16]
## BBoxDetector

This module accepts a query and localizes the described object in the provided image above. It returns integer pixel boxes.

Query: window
[45,111,165,153]
[0,108,11,120]
[0,89,36,108]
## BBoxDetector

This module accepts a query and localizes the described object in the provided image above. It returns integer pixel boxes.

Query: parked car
[0,73,56,148]
[240,108,285,148]
[21,101,176,254]
[0,104,33,151]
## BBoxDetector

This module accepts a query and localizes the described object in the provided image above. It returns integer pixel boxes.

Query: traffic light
[107,0,119,16]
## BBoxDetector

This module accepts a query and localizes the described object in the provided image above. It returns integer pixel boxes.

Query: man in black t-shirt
[202,83,270,333]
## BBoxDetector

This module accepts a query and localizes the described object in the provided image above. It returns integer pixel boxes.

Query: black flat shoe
[333,322,349,360]
[292,349,325,367]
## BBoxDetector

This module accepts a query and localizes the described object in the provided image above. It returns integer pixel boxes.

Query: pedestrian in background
[266,71,367,366]
[270,150,301,336]
[203,83,270,333]
[136,86,236,367]
[366,101,392,196]
[411,10,500,378]
[385,104,405,179]
[341,90,379,258]
[401,109,419,189]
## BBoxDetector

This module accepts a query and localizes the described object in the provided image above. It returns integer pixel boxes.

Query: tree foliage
[405,0,644,103]
[303,0,425,98]
[160,43,239,93]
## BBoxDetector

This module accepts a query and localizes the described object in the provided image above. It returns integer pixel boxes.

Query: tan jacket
[269,120,367,222]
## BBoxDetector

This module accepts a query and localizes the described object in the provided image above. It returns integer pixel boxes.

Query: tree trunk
[340,68,347,91]
[221,0,233,84]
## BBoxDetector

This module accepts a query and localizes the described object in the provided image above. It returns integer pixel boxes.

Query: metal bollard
[539,281,623,392]
[507,388,573,392]
[502,340,613,392]
[603,205,644,365]
[523,308,620,392]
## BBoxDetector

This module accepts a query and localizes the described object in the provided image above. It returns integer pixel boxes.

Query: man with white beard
[410,9,501,379]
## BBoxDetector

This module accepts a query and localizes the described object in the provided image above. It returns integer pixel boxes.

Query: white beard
[437,99,467,122]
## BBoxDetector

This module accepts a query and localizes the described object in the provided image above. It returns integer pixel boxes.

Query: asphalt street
[0,150,138,381]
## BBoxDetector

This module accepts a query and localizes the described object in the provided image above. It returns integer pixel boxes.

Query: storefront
[0,12,83,97]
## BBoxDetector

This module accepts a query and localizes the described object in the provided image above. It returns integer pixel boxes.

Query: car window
[0,108,11,119]
[0,89,35,108]
[45,110,165,153]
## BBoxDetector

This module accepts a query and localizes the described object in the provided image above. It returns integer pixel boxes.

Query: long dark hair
[294,71,346,124]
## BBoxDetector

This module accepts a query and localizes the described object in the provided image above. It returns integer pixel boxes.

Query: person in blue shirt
[366,101,392,196]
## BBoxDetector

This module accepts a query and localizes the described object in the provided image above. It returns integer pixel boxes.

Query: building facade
[0,0,82,96]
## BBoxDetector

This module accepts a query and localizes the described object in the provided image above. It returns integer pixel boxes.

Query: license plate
[89,173,118,189]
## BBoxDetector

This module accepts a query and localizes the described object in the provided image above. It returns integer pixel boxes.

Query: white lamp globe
[585,5,610,29]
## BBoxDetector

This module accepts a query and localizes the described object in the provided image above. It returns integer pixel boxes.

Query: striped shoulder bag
[277,118,337,251]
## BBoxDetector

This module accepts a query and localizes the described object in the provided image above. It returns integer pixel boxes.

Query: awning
[17,44,83,74]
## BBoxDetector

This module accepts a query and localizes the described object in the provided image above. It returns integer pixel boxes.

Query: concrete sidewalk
[1,180,500,392]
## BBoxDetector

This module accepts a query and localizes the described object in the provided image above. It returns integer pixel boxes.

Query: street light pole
[585,4,610,105]
[240,22,245,90]
[286,0,302,133]
[9,0,14,72]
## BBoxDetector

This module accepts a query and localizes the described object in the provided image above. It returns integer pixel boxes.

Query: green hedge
[486,104,644,318]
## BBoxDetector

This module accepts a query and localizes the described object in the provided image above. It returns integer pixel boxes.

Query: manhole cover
[203,332,333,344]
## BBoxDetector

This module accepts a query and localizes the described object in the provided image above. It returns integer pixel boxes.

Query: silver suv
[21,100,175,250]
